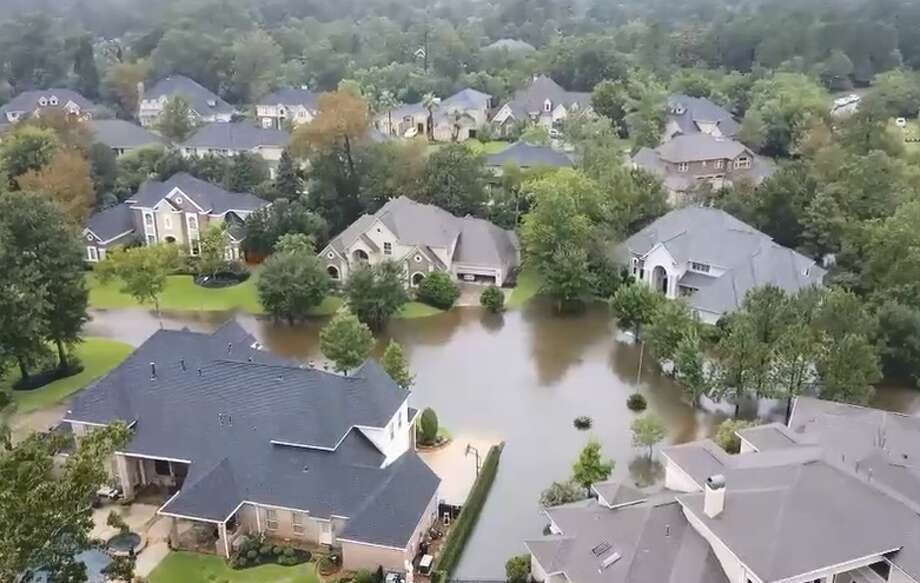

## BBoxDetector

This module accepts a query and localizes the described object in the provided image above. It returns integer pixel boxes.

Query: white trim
[270,439,337,452]
[772,549,902,583]
[167,187,207,213]
[62,418,109,427]
[95,229,136,245]
[157,508,223,525]
[337,537,408,552]
[737,433,758,453]
[115,451,193,464]
[659,450,704,490]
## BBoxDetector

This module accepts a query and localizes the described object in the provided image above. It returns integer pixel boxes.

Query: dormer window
[735,156,751,170]
[49,96,59,106]
[690,261,711,273]
[38,97,48,106]
[543,99,552,113]
[207,99,217,107]
[678,162,689,173]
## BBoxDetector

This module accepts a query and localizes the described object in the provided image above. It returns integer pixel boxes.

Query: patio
[91,503,173,578]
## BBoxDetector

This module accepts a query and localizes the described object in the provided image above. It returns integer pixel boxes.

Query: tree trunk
[785,395,794,424]
[734,400,741,418]
[343,134,356,178]
[56,339,69,371]
[18,357,30,382]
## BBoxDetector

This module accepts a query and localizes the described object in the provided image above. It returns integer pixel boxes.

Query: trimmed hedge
[431,442,505,583]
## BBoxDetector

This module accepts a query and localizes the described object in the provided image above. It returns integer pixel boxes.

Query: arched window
[352,249,369,263]
[327,266,340,280]
[411,272,425,287]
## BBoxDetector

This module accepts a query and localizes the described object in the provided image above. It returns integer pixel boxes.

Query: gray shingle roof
[486,142,573,168]
[1,88,97,116]
[484,39,536,52]
[89,119,164,150]
[591,481,647,509]
[258,87,317,109]
[183,122,289,150]
[500,76,591,120]
[440,88,492,111]
[617,207,825,317]
[656,134,748,163]
[127,173,268,214]
[668,95,739,138]
[85,203,135,242]
[144,75,235,118]
[66,322,439,547]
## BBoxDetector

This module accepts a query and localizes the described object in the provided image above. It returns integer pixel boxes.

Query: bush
[272,545,283,556]
[259,544,273,557]
[626,393,647,412]
[480,286,505,313]
[417,272,460,310]
[573,416,592,430]
[713,419,755,454]
[539,480,587,507]
[12,358,85,391]
[246,550,258,560]
[354,569,374,583]
[318,556,337,576]
[505,554,531,583]
[418,408,439,445]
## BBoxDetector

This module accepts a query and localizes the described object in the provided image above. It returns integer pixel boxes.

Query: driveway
[456,284,510,307]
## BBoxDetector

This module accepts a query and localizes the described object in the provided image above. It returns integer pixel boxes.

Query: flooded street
[84,301,920,578]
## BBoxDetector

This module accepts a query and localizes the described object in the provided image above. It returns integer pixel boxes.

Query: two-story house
[527,395,920,583]
[663,94,740,142]
[320,196,519,287]
[491,76,591,137]
[138,75,236,127]
[0,88,100,123]
[631,134,772,198]
[181,122,289,177]
[82,173,268,262]
[375,88,493,142]
[614,207,825,324]
[255,87,317,129]
[64,320,440,573]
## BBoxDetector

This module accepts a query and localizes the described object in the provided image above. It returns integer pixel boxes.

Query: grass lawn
[5,338,133,414]
[149,552,320,583]
[87,272,342,317]
[397,301,443,319]
[507,267,542,309]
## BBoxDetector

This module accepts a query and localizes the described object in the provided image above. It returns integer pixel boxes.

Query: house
[485,141,573,173]
[631,134,772,197]
[88,119,165,156]
[375,88,493,142]
[528,395,920,583]
[82,173,268,262]
[0,88,100,122]
[664,94,739,141]
[181,122,289,176]
[320,196,519,286]
[614,207,825,324]
[491,76,591,137]
[256,87,318,129]
[483,39,537,54]
[63,321,441,573]
[138,75,236,127]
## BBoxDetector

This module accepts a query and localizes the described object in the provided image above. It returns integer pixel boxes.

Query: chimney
[703,475,726,518]
[150,362,157,379]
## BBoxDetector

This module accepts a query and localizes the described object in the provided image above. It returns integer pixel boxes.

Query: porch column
[218,521,230,558]
[114,454,136,500]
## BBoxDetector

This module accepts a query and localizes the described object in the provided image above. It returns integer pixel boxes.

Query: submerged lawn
[6,338,133,413]
[87,272,342,317]
[507,267,542,309]
[149,552,321,583]
[398,301,443,319]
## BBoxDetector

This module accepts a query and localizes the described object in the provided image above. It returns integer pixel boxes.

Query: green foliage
[242,197,327,258]
[157,96,197,142]
[102,555,135,582]
[505,554,531,583]
[95,244,181,314]
[644,299,696,363]
[673,332,712,407]
[272,150,303,201]
[257,243,331,325]
[422,145,489,217]
[538,480,587,508]
[609,282,662,338]
[630,414,666,455]
[418,408,439,445]
[480,286,505,313]
[591,80,628,133]
[626,393,647,412]
[106,510,130,535]
[319,311,375,374]
[743,73,830,157]
[417,272,460,310]
[571,439,614,489]
[381,340,413,390]
[343,261,409,330]
[712,419,754,454]
[197,225,230,278]
[875,301,920,387]
[0,126,59,185]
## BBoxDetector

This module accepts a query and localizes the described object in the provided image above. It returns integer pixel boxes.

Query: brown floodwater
[84,300,920,578]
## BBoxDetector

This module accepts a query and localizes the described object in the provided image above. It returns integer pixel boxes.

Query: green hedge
[431,442,505,583]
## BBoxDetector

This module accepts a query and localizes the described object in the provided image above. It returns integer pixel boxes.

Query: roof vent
[218,413,232,427]
[665,524,670,537]
[150,362,157,379]
[591,542,611,558]
[302,466,309,473]
[599,552,621,571]
[180,358,187,371]
[207,99,217,107]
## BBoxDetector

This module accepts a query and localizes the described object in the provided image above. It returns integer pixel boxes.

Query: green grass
[397,301,443,319]
[6,338,133,414]
[87,272,342,317]
[149,553,320,583]
[507,267,542,309]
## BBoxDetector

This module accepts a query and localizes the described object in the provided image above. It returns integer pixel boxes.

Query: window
[190,239,200,256]
[86,246,98,262]
[188,215,198,230]
[869,562,891,580]
[49,96,59,106]
[701,160,707,168]
[715,159,725,169]
[384,242,392,256]
[689,262,711,273]
[164,215,172,229]
[398,410,403,429]
[327,251,335,259]
[146,234,156,245]
[292,512,305,536]
[175,196,183,205]
[38,97,48,106]
[543,99,552,113]
[265,509,278,531]
[154,460,171,476]
[414,255,422,263]
[678,162,689,173]
[734,156,751,169]
[389,423,395,440]
[144,213,154,226]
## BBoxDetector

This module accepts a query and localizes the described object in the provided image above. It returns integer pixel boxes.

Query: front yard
[507,267,542,309]
[149,552,321,583]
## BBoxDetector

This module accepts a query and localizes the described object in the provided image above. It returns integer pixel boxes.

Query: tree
[644,299,696,363]
[102,555,136,583]
[821,50,854,91]
[88,143,118,205]
[319,311,375,374]
[0,126,59,186]
[674,332,711,407]
[343,261,409,330]
[816,333,881,404]
[421,92,437,141]
[242,197,327,259]
[609,283,662,339]
[505,555,531,583]
[422,145,489,217]
[257,239,331,324]
[712,419,754,454]
[541,244,594,308]
[520,125,550,146]
[156,96,197,142]
[197,225,230,278]
[17,149,95,223]
[223,152,270,193]
[95,244,181,314]
[571,439,614,490]
[417,272,460,310]
[591,80,628,134]
[539,480,587,507]
[381,340,414,390]
[743,73,830,157]
[228,30,283,102]
[875,301,920,387]
[103,60,150,117]
[0,422,130,582]
[72,35,100,99]
[631,414,666,457]
[418,407,439,445]
[273,150,302,200]
[480,286,505,313]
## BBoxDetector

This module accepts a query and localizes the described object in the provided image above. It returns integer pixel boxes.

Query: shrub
[505,554,531,583]
[106,510,130,535]
[626,393,647,412]
[355,569,374,583]
[246,550,258,560]
[318,556,337,576]
[417,272,460,309]
[418,408,439,445]
[713,419,755,454]
[539,480,586,507]
[283,547,295,557]
[272,545,283,556]
[573,416,592,430]
[259,544,273,557]
[480,286,505,313]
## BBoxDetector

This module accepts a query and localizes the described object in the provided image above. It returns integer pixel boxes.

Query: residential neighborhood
[2,1,920,583]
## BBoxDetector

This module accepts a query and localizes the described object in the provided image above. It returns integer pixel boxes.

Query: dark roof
[500,76,591,120]
[1,88,97,116]
[183,122,289,150]
[486,141,573,168]
[85,203,135,242]
[127,173,268,214]
[668,95,739,138]
[89,119,164,150]
[66,322,439,547]
[259,87,317,109]
[144,75,235,118]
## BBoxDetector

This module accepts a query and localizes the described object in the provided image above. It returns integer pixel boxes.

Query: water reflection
[628,455,665,488]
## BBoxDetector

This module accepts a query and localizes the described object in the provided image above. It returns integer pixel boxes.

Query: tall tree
[196,225,230,278]
[223,153,269,193]
[273,150,302,200]
[422,145,489,216]
[631,414,666,457]
[156,96,197,142]
[0,126,59,187]
[381,340,414,390]
[673,331,711,407]
[95,244,181,314]
[257,237,331,324]
[72,35,100,99]
[609,282,662,339]
[319,311,375,374]
[241,197,327,259]
[343,261,409,330]
[17,149,95,223]
[228,30,283,102]
[571,439,614,490]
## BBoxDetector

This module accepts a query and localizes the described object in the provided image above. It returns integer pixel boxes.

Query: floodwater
[84,300,920,579]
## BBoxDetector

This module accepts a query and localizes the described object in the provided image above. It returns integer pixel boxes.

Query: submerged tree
[319,311,375,374]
